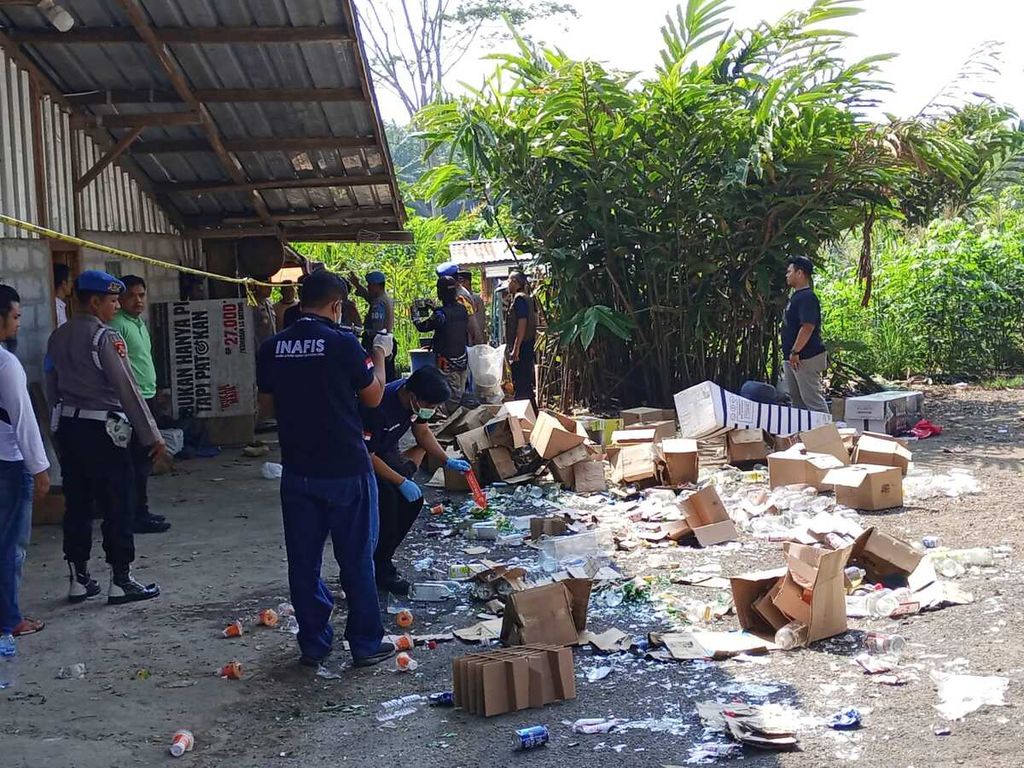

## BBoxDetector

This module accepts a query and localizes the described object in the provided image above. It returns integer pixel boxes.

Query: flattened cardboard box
[822,464,903,510]
[853,434,912,476]
[500,580,591,646]
[727,428,770,464]
[679,485,737,546]
[658,438,699,486]
[674,381,832,439]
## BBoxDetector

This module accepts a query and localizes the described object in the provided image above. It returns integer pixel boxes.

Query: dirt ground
[4,385,1024,767]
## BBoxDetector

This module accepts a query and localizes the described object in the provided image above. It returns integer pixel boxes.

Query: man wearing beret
[46,270,166,605]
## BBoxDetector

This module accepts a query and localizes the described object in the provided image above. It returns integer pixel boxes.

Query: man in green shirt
[110,276,170,534]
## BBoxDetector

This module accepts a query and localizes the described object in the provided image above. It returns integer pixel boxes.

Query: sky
[371,0,1024,122]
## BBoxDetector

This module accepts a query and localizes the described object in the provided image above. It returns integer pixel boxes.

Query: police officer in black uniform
[414,276,470,414]
[46,270,165,604]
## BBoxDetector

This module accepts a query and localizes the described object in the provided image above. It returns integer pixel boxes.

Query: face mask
[417,407,436,421]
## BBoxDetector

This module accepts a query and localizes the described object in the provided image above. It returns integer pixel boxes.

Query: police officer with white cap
[46,270,165,605]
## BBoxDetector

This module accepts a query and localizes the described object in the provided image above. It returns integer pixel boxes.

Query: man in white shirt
[54,264,71,328]
[0,285,51,652]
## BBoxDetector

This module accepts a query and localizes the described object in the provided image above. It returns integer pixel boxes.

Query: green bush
[819,189,1024,379]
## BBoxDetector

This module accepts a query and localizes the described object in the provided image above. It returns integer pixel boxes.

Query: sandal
[12,617,45,636]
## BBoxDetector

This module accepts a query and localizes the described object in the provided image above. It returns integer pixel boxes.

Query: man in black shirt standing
[780,256,828,413]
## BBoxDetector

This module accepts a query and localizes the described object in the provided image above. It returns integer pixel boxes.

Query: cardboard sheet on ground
[696,702,800,750]
[651,630,772,660]
[454,618,503,642]
[576,627,633,652]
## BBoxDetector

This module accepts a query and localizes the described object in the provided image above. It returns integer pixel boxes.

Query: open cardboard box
[767,449,845,490]
[799,423,850,465]
[611,443,658,485]
[731,568,789,642]
[849,527,924,587]
[727,428,770,464]
[679,485,737,546]
[657,438,699,486]
[484,415,528,450]
[822,464,903,510]
[498,399,537,425]
[621,406,674,426]
[771,542,851,644]
[570,459,607,493]
[674,381,832,439]
[529,411,590,459]
[853,434,912,476]
[500,579,591,646]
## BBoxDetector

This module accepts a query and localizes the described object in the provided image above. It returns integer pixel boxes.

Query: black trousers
[129,398,158,522]
[57,417,135,567]
[511,345,537,412]
[372,456,423,583]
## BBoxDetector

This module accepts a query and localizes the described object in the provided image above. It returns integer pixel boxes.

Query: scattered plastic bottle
[0,634,16,690]
[949,547,995,566]
[376,694,426,721]
[169,729,195,758]
[933,557,966,578]
[864,632,906,655]
[864,589,899,618]
[774,621,808,651]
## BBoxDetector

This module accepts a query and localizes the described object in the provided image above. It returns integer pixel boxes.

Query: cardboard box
[611,428,658,445]
[551,442,593,470]
[453,645,575,717]
[674,381,832,439]
[484,415,528,450]
[822,464,903,510]
[500,580,592,646]
[483,446,519,481]
[679,485,738,546]
[853,434,912,475]
[726,428,770,464]
[849,527,923,585]
[529,411,589,460]
[456,426,491,465]
[531,517,568,539]
[773,542,851,644]
[500,399,537,425]
[658,438,699,485]
[610,443,657,484]
[571,459,607,493]
[620,406,668,426]
[844,390,924,421]
[799,423,850,465]
[767,450,845,490]
[731,568,789,642]
[852,414,920,436]
[444,467,470,491]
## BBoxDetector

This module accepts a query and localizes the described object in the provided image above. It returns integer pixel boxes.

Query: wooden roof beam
[65,87,364,105]
[182,206,398,227]
[130,136,378,154]
[114,0,278,231]
[7,26,354,45]
[68,111,202,129]
[190,225,413,243]
[158,174,392,195]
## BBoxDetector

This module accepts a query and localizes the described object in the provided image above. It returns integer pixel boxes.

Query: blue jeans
[0,460,33,634]
[280,469,384,661]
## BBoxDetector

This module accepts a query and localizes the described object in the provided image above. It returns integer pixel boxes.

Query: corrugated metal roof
[448,239,528,267]
[0,0,406,243]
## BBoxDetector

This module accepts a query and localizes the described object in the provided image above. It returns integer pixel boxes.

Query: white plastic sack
[159,428,184,456]
[467,344,506,403]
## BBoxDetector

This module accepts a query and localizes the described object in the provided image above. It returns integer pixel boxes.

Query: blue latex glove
[445,457,471,473]
[398,479,423,503]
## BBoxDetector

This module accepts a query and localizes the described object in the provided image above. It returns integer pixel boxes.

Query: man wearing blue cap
[349,270,397,382]
[435,263,480,343]
[46,270,165,605]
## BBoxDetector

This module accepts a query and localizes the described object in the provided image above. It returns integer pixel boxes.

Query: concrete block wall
[80,232,186,312]
[0,238,57,383]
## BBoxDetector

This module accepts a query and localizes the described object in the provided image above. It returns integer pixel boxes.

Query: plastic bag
[467,344,506,404]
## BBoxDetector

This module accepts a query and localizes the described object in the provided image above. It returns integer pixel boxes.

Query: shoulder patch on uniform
[112,336,127,358]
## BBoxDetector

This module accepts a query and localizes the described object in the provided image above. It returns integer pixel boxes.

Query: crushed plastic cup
[169,729,194,757]
[260,462,283,480]
[258,608,279,628]
[218,661,243,680]
[280,615,299,635]
[396,609,414,629]
[277,602,295,618]
[394,634,414,652]
[395,652,418,672]
[221,620,243,638]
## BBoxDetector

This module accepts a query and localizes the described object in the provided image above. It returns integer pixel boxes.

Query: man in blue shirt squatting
[256,269,396,668]
[360,364,470,596]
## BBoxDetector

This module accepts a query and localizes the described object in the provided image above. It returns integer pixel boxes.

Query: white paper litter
[930,670,1009,719]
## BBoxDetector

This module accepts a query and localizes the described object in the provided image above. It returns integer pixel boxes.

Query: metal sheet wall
[0,47,178,239]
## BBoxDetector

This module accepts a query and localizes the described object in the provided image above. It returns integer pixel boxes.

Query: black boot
[67,561,101,604]
[108,566,160,605]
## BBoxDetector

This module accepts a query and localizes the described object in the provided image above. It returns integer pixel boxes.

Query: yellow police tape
[0,212,278,304]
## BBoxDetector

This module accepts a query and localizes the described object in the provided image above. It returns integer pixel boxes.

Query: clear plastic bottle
[933,557,965,578]
[864,589,899,618]
[0,634,16,690]
[950,548,995,566]
[774,621,808,650]
[864,632,906,655]
[376,694,427,721]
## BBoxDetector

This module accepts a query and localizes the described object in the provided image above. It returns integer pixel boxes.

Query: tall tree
[355,0,576,118]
